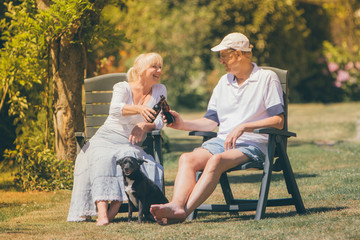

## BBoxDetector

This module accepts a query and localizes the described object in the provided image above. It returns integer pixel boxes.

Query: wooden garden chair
[75,73,164,213]
[187,66,306,220]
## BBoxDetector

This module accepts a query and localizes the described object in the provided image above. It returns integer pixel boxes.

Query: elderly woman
[67,53,166,225]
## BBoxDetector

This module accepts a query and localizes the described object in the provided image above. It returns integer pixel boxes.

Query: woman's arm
[122,104,157,123]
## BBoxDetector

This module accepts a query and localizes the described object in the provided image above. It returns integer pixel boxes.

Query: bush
[4,139,73,191]
[324,41,360,101]
[1,106,74,191]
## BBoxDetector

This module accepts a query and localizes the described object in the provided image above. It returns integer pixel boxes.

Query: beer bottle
[161,95,175,124]
[148,95,165,123]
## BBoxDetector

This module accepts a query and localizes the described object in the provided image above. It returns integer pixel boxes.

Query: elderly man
[150,32,285,225]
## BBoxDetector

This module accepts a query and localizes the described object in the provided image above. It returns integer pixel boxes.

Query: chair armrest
[151,129,161,136]
[253,128,296,138]
[189,131,218,138]
[189,131,217,142]
[75,132,86,154]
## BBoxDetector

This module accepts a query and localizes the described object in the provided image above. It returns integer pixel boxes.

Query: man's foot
[150,203,186,225]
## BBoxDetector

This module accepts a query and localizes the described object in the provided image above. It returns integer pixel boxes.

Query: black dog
[116,156,168,223]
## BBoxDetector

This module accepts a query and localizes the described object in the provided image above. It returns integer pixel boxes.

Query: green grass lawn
[1,102,360,240]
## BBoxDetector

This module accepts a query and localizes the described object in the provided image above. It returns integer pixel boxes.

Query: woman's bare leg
[96,200,110,226]
[108,201,122,221]
[150,148,212,223]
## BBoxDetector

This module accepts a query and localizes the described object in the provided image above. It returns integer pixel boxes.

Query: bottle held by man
[160,95,175,124]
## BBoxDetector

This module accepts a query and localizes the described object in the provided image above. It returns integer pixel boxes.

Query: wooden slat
[85,104,110,115]
[86,116,107,127]
[85,73,127,91]
[86,127,99,139]
[85,92,113,104]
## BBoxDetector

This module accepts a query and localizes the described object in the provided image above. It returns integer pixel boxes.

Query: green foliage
[7,146,74,191]
[2,110,73,191]
[105,0,217,108]
[103,0,346,105]
[0,0,126,189]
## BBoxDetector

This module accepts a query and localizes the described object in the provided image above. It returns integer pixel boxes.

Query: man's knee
[205,154,223,173]
[179,151,206,171]
[179,152,195,166]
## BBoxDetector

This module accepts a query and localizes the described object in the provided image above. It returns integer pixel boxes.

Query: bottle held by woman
[149,96,165,123]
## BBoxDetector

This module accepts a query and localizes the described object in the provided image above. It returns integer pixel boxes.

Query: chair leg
[254,134,276,220]
[219,172,239,217]
[187,171,202,220]
[277,138,306,214]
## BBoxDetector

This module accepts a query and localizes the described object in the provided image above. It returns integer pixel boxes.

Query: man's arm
[166,110,218,132]
[224,114,284,150]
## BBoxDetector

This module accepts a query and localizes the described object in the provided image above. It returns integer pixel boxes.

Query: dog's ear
[116,157,127,166]
[116,159,122,165]
[136,158,148,165]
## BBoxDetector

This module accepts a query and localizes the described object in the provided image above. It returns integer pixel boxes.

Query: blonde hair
[127,53,163,82]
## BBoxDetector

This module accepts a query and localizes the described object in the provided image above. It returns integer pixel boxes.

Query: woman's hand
[138,105,157,123]
[129,122,147,145]
[224,124,246,151]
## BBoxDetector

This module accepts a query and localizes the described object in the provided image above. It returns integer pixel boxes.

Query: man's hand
[224,124,246,151]
[129,122,147,144]
[163,110,183,129]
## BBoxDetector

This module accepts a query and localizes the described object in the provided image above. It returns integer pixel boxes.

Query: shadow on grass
[0,180,18,191]
[191,206,347,223]
[227,172,317,184]
[112,216,160,224]
[165,172,317,186]
[1,227,32,234]
[0,202,22,209]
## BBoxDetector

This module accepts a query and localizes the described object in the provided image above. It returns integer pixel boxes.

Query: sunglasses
[219,48,237,61]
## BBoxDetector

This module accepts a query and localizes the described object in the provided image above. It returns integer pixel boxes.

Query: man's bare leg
[184,150,249,215]
[150,149,212,223]
[152,149,250,225]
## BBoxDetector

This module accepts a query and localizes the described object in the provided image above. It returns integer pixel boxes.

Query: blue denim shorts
[200,137,265,163]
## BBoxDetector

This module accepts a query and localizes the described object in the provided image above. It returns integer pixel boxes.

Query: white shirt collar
[226,62,260,86]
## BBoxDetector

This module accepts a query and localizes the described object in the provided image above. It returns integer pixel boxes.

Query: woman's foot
[96,216,110,226]
[150,202,187,225]
[96,200,110,226]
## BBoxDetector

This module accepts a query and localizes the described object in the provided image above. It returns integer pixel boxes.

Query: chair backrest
[84,73,127,140]
[261,66,289,131]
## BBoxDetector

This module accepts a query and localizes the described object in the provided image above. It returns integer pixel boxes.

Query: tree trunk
[51,38,85,160]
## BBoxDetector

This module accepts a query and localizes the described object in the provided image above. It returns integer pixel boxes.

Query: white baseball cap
[211,32,253,52]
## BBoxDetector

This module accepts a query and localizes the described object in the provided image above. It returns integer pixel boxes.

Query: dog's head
[116,156,147,176]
